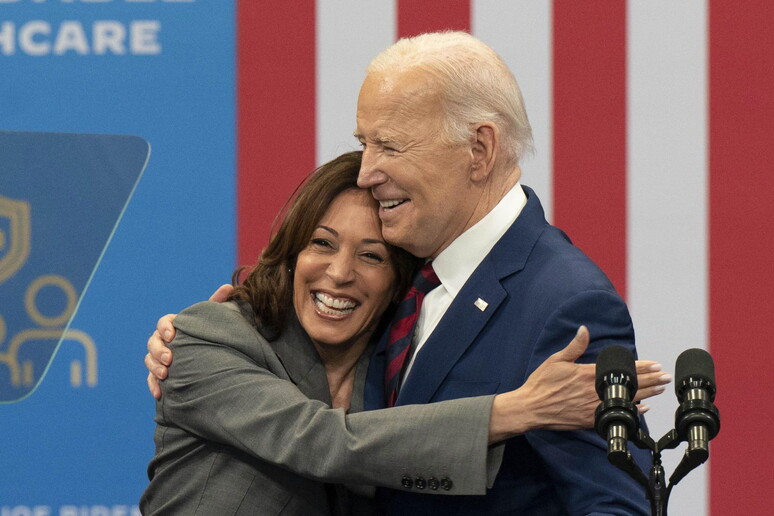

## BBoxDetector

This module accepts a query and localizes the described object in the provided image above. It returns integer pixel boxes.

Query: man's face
[355,70,478,259]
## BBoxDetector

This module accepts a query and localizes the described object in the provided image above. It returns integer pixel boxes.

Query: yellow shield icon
[0,195,31,283]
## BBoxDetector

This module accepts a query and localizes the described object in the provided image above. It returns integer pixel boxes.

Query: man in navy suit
[353,31,652,515]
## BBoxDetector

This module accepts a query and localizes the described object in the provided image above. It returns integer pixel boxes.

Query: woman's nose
[326,252,355,284]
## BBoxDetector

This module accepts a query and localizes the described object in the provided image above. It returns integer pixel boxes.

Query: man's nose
[357,147,387,189]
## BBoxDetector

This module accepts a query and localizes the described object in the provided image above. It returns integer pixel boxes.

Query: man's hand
[488,326,671,443]
[144,284,234,400]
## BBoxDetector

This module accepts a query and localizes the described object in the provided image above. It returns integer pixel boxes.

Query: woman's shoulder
[174,300,262,345]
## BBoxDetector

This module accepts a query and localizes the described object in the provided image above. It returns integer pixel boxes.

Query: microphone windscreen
[675,348,716,396]
[595,345,637,397]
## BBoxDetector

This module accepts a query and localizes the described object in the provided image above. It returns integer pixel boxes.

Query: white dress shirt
[401,182,528,382]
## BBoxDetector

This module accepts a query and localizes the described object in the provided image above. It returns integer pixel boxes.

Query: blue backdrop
[0,1,235,511]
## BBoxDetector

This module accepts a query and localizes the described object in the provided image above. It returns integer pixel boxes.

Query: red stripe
[709,2,774,514]
[552,1,628,298]
[397,0,470,38]
[385,345,412,383]
[237,1,316,267]
[389,311,418,343]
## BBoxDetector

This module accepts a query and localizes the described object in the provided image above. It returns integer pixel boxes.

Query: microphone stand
[596,348,720,516]
[607,421,714,516]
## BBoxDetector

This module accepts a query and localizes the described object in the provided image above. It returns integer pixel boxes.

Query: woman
[141,152,666,515]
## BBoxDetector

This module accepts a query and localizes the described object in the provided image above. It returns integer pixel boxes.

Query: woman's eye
[310,238,332,248]
[361,252,385,263]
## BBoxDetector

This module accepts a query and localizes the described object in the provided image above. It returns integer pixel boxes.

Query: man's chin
[384,230,433,258]
[382,226,411,249]
[381,226,403,246]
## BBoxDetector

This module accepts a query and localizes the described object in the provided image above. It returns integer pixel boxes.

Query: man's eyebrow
[376,135,399,145]
[352,133,400,146]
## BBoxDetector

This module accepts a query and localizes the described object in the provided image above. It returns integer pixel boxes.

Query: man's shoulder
[499,216,612,276]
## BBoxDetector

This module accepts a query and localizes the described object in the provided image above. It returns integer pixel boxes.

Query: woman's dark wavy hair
[229,151,421,334]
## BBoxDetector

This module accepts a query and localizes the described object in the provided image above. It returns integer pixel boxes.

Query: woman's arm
[160,301,496,495]
[153,301,669,495]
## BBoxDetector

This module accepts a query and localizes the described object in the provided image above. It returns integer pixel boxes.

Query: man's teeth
[314,292,356,314]
[379,199,406,209]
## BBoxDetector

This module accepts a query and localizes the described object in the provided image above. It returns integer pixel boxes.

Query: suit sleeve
[159,302,496,495]
[523,290,651,516]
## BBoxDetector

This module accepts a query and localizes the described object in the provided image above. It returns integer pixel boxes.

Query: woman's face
[293,188,397,350]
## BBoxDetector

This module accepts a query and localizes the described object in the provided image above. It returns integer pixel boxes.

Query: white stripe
[316,0,396,165]
[627,1,709,514]
[472,0,553,220]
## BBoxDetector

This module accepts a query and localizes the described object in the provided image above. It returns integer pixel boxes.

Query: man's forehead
[361,69,439,100]
[356,72,442,133]
[354,113,425,144]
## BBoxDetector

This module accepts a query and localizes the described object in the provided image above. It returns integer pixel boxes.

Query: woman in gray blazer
[141,152,664,515]
[141,152,501,514]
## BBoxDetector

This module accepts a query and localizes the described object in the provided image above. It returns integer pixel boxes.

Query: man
[148,32,664,514]
[354,31,651,515]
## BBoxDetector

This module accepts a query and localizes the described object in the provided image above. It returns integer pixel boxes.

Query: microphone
[674,349,720,463]
[595,346,640,461]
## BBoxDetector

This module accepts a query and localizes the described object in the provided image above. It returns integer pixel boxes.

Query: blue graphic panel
[0,1,235,511]
[0,131,149,402]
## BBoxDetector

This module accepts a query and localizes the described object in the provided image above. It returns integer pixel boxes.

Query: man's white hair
[366,31,534,167]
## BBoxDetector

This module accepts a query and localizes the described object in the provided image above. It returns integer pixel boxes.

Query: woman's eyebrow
[316,225,338,237]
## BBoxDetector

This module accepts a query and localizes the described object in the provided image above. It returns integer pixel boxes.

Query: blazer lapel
[269,311,332,405]
[396,186,549,405]
[349,342,374,413]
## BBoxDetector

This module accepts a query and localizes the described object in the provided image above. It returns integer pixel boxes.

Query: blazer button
[440,477,453,491]
[428,477,440,490]
[401,475,413,489]
[414,476,426,489]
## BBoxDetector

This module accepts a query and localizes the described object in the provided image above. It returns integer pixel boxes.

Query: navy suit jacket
[365,187,651,515]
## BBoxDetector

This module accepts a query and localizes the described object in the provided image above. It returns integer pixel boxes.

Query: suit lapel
[396,186,549,405]
[397,258,507,405]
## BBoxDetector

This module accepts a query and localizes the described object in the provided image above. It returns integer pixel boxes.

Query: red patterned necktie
[384,262,441,407]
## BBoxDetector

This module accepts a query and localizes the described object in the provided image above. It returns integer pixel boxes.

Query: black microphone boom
[595,345,722,516]
[594,345,646,485]
[669,348,721,485]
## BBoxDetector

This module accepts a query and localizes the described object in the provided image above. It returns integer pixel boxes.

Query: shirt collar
[432,182,527,297]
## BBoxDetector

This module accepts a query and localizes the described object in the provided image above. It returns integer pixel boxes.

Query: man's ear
[470,122,498,182]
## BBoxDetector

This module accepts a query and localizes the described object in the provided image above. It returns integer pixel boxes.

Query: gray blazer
[140,301,499,515]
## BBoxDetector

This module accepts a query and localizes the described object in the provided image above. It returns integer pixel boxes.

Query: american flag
[236,2,774,514]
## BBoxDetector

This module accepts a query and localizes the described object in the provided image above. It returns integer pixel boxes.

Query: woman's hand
[488,327,671,443]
